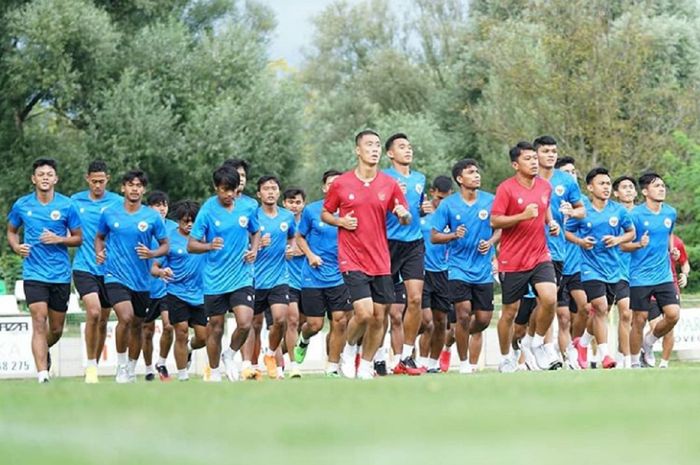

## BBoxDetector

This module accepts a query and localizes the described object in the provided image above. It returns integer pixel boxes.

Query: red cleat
[439,349,451,373]
[393,358,424,376]
[601,355,617,369]
[572,337,588,369]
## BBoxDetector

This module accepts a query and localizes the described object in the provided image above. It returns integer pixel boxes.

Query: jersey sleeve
[153,215,167,241]
[567,176,583,204]
[298,207,312,237]
[7,200,23,228]
[619,207,633,231]
[431,201,449,233]
[565,216,582,233]
[247,209,260,234]
[491,183,509,216]
[190,208,208,241]
[97,210,109,237]
[676,238,689,265]
[287,215,297,239]
[389,179,408,210]
[66,202,82,231]
[323,182,340,214]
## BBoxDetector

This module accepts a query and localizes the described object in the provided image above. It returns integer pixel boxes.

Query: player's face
[86,171,109,197]
[644,178,666,202]
[537,144,558,169]
[236,167,247,194]
[150,202,168,219]
[429,188,451,208]
[513,150,539,177]
[559,163,576,179]
[387,138,413,166]
[458,165,481,189]
[355,134,382,166]
[614,179,637,203]
[283,195,305,215]
[587,174,611,200]
[31,165,58,193]
[216,185,236,207]
[257,180,280,206]
[121,179,145,202]
[322,175,339,194]
[178,216,194,235]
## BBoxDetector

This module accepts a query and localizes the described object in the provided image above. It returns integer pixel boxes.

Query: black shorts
[500,262,557,305]
[301,285,353,318]
[204,286,255,317]
[342,271,394,304]
[105,282,150,318]
[24,280,70,312]
[72,271,111,308]
[389,239,425,282]
[583,280,630,306]
[393,282,407,305]
[515,297,537,325]
[144,297,168,324]
[254,284,290,315]
[422,270,451,312]
[448,280,494,311]
[167,294,207,327]
[630,282,680,312]
[448,305,456,324]
[553,260,564,289]
[557,272,583,308]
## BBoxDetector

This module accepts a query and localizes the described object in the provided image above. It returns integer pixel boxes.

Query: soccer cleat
[356,365,374,380]
[601,355,617,369]
[340,352,356,379]
[572,337,588,369]
[207,370,222,382]
[658,360,669,369]
[427,367,441,374]
[145,372,156,382]
[641,337,656,368]
[498,357,518,373]
[263,354,278,379]
[519,340,540,371]
[374,361,388,376]
[439,349,451,373]
[38,377,49,384]
[393,357,423,376]
[84,366,99,384]
[565,345,581,370]
[241,367,262,381]
[290,367,302,378]
[156,364,171,382]
[325,370,340,378]
[186,351,193,370]
[458,363,473,375]
[294,344,308,364]
[222,354,239,382]
[116,364,130,384]
[533,345,562,370]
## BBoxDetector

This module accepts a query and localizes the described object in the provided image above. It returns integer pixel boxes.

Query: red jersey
[671,234,688,292]
[492,176,552,272]
[323,170,407,276]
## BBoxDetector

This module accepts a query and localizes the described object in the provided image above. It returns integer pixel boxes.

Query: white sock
[209,366,221,381]
[631,353,640,365]
[37,370,49,382]
[241,360,252,370]
[157,357,167,367]
[428,358,439,369]
[145,364,155,374]
[117,351,127,365]
[442,345,449,352]
[87,359,97,368]
[358,358,372,374]
[289,361,298,371]
[127,359,137,373]
[471,364,479,372]
[644,332,659,346]
[374,346,387,362]
[501,352,512,362]
[544,342,556,352]
[327,362,339,373]
[276,367,284,377]
[223,347,236,360]
[598,343,609,358]
[580,330,593,347]
[401,344,414,359]
[391,354,402,368]
[532,335,545,348]
[187,339,194,352]
[459,360,471,372]
[522,334,533,348]
[266,347,276,356]
[178,369,188,381]
[417,356,430,368]
[624,355,631,368]
[659,359,669,367]
[343,343,357,358]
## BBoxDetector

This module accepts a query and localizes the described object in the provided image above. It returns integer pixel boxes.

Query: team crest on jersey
[318,221,325,228]
[517,198,523,205]
[478,209,489,220]
[378,192,386,201]
[214,220,221,227]
[137,221,148,232]
[609,217,619,227]
[664,218,672,228]
[644,221,650,227]
[455,214,462,221]
[100,207,108,213]
[177,248,184,254]
[27,210,33,217]
[50,210,61,221]
[555,185,565,196]
[541,195,548,205]
[239,216,249,228]
[443,226,450,233]
[280,222,289,232]
[79,208,85,214]
[348,193,355,201]
[416,184,423,194]
[113,222,120,228]
[420,219,426,226]
[587,222,592,228]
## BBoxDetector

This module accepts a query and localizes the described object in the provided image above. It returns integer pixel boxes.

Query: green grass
[2,367,700,465]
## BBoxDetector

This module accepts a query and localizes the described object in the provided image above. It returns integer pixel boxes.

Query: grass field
[2,366,700,465]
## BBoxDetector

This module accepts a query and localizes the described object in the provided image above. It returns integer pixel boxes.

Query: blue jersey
[384,167,425,242]
[617,202,634,282]
[431,191,495,284]
[98,204,167,291]
[298,200,344,288]
[161,228,206,306]
[8,192,81,284]
[71,191,122,276]
[421,213,447,272]
[191,195,259,295]
[149,219,178,299]
[562,223,582,276]
[254,207,296,290]
[544,170,582,261]
[287,217,304,290]
[567,201,633,283]
[629,203,676,287]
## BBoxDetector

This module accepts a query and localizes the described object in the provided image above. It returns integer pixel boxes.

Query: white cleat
[533,345,562,370]
[641,337,656,368]
[356,366,374,380]
[116,364,130,384]
[340,353,356,379]
[498,356,518,373]
[207,370,222,382]
[221,354,239,382]
[519,342,540,371]
[566,346,581,370]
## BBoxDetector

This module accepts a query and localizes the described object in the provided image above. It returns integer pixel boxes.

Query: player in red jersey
[491,141,562,372]
[322,130,411,379]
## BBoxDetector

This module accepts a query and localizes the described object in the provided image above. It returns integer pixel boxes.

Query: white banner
[0,316,34,378]
[653,308,700,352]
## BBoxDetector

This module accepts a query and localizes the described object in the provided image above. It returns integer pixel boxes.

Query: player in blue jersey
[151,200,206,381]
[431,159,501,374]
[622,172,680,368]
[188,167,260,382]
[565,168,635,369]
[221,158,258,210]
[71,160,122,383]
[294,170,353,376]
[142,191,178,381]
[383,133,429,375]
[95,170,168,383]
[7,159,82,383]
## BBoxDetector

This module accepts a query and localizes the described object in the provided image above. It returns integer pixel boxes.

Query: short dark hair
[638,172,664,190]
[283,188,306,201]
[146,190,169,206]
[585,167,609,185]
[509,141,535,162]
[451,159,479,184]
[32,158,57,173]
[431,175,453,193]
[533,135,557,149]
[122,169,148,186]
[170,200,200,222]
[87,160,108,174]
[322,169,343,184]
[385,133,409,152]
[355,129,380,146]
[555,156,575,169]
[257,175,281,191]
[212,166,240,191]
[612,175,637,191]
[222,158,249,175]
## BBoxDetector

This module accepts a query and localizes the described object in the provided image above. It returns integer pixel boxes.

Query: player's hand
[209,237,224,251]
[478,239,492,255]
[243,248,257,263]
[135,242,153,260]
[16,243,31,258]
[679,273,688,289]
[454,224,466,239]
[580,236,596,250]
[260,233,271,248]
[393,199,410,221]
[160,267,174,282]
[523,203,539,220]
[548,220,560,236]
[308,254,323,268]
[639,230,650,248]
[285,245,295,260]
[96,248,106,264]
[602,235,619,248]
[39,228,63,245]
[421,200,434,214]
[339,211,358,231]
[559,201,573,217]
[671,247,681,262]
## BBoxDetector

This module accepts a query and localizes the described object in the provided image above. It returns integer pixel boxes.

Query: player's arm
[39,226,83,247]
[188,235,220,254]
[322,208,357,230]
[601,226,635,248]
[431,226,464,244]
[136,237,169,260]
[490,205,538,229]
[7,223,30,258]
[151,259,173,281]
[488,228,502,246]
[620,230,649,252]
[244,231,261,263]
[95,232,107,264]
[295,232,322,267]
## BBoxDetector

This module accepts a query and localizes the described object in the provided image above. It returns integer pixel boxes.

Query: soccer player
[431,160,500,374]
[7,159,82,383]
[221,158,258,209]
[383,133,428,375]
[188,167,260,382]
[71,160,121,383]
[152,200,206,381]
[251,175,297,379]
[322,130,410,379]
[565,167,635,369]
[295,170,353,377]
[624,172,680,368]
[95,170,169,383]
[491,141,562,372]
[142,191,178,381]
